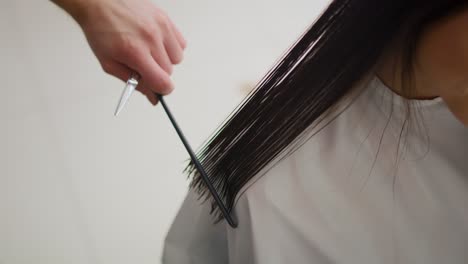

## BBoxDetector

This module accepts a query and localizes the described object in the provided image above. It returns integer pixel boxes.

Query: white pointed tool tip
[114,81,137,117]
[114,106,123,117]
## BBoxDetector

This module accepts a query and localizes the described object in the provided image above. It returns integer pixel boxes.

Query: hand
[65,0,187,104]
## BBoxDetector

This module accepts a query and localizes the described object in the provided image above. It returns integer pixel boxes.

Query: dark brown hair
[185,0,467,221]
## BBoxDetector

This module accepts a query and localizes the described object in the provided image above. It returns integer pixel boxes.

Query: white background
[1,0,328,263]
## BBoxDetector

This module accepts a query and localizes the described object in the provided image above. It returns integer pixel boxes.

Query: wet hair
[185,0,467,221]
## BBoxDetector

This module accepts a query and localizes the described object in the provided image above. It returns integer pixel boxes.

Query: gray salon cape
[162,77,468,264]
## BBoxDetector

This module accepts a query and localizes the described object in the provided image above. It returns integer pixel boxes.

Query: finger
[163,26,184,65]
[136,80,159,105]
[101,60,133,82]
[151,41,174,75]
[146,92,158,105]
[100,59,158,105]
[138,80,158,105]
[168,18,187,49]
[120,48,174,95]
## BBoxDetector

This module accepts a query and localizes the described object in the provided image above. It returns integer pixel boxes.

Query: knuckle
[156,14,171,32]
[141,23,159,43]
[116,36,138,57]
[154,7,168,20]
[154,7,168,17]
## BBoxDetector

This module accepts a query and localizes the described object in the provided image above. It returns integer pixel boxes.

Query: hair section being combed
[184,0,467,221]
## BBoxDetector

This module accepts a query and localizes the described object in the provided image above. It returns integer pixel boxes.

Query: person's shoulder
[233,76,380,201]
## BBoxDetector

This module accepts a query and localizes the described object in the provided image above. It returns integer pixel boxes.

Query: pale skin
[377,7,468,125]
[51,0,187,105]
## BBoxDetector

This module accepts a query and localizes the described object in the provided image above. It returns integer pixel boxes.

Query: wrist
[51,0,92,25]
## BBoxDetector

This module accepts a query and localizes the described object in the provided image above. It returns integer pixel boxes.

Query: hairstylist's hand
[55,0,187,104]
